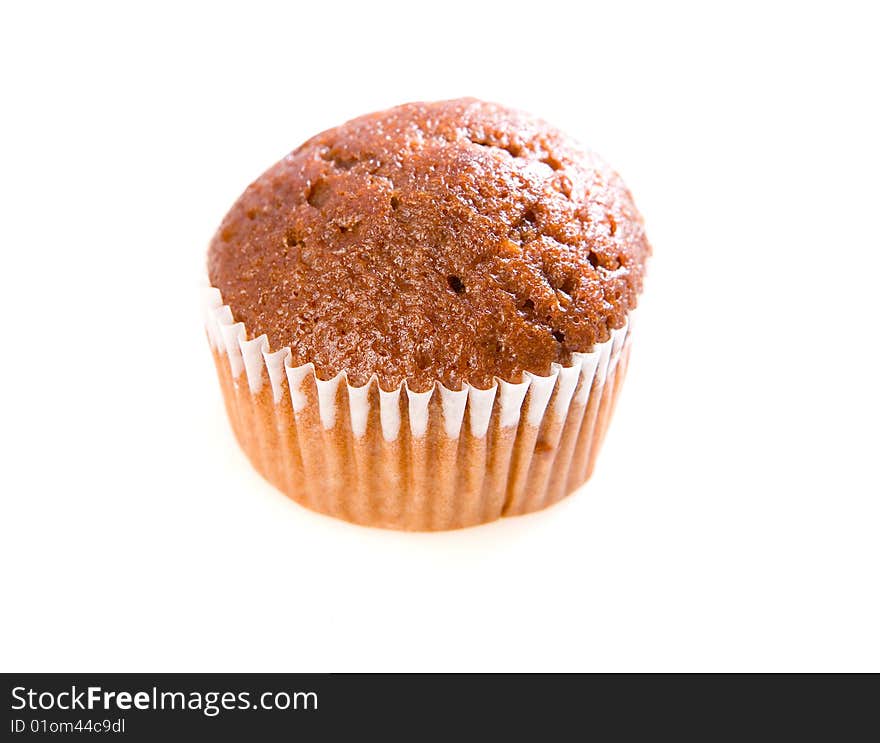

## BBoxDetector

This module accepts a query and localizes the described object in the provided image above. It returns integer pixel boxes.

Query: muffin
[203,98,650,530]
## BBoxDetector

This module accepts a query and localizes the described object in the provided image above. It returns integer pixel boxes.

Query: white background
[1,1,878,672]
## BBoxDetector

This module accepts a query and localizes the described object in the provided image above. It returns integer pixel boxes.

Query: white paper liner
[202,285,634,530]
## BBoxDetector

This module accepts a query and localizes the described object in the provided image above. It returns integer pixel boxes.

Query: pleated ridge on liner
[201,286,630,443]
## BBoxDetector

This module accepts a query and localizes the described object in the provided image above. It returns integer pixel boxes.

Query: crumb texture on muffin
[208,98,650,391]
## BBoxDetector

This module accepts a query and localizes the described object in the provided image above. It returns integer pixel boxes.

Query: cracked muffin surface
[208,97,651,391]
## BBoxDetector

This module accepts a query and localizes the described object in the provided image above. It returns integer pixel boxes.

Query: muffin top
[208,98,650,391]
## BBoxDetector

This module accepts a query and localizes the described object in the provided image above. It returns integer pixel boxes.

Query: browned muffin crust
[208,98,650,391]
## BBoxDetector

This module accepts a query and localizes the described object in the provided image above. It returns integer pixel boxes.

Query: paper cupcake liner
[202,286,634,530]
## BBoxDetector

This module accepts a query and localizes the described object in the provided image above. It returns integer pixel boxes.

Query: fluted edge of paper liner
[202,285,634,531]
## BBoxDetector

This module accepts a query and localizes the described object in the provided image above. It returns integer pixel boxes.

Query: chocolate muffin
[203,98,650,530]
